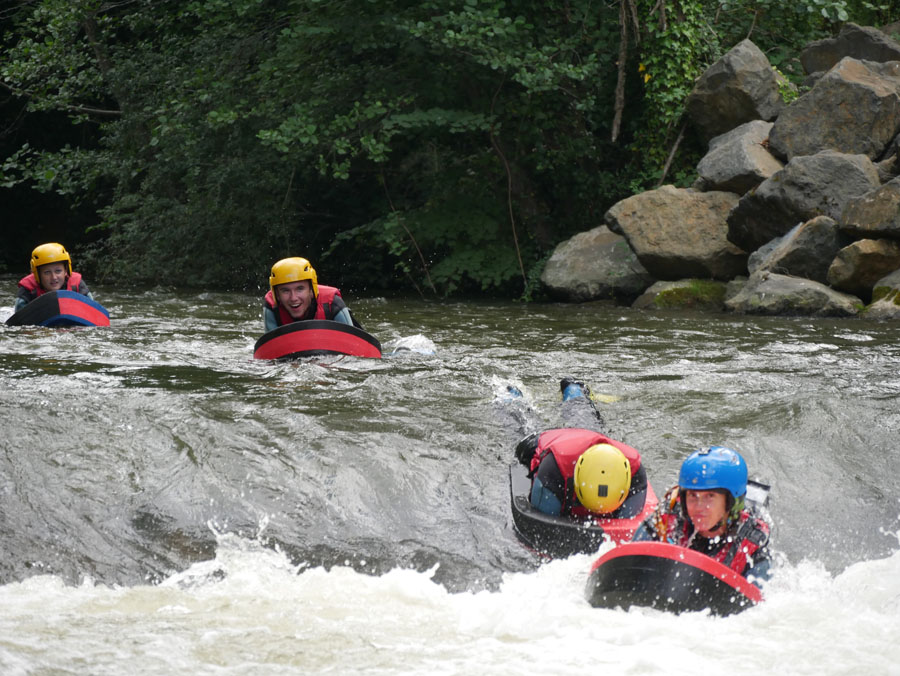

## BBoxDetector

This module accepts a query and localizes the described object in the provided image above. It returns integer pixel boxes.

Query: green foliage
[0,0,889,293]
[774,67,801,104]
[618,0,715,188]
[520,252,552,302]
[328,165,530,296]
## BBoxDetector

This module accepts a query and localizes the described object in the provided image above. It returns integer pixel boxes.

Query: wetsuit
[15,272,93,312]
[632,487,772,583]
[515,427,651,520]
[262,284,360,332]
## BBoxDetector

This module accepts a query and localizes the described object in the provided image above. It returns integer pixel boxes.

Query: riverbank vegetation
[1,1,893,296]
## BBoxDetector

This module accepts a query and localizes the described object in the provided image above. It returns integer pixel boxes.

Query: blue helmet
[678,446,748,499]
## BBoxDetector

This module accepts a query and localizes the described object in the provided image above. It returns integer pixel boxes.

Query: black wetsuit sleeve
[533,452,567,510]
[75,280,94,299]
[15,286,35,311]
[328,294,364,330]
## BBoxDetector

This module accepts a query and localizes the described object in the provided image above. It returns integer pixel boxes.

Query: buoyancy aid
[529,428,643,519]
[18,272,84,299]
[651,491,770,577]
[263,284,346,327]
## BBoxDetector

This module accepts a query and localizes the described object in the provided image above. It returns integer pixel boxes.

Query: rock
[695,120,783,195]
[875,152,900,183]
[841,176,900,240]
[747,216,847,283]
[632,279,727,311]
[725,277,748,301]
[864,267,900,319]
[727,151,881,253]
[685,40,786,144]
[800,23,900,75]
[724,271,862,316]
[540,225,654,302]
[605,185,746,280]
[826,238,900,300]
[769,58,900,161]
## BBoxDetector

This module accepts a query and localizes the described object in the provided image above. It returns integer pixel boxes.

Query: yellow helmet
[30,242,72,280]
[574,443,632,514]
[269,257,318,301]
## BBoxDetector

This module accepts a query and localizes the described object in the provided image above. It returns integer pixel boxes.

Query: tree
[0,0,880,295]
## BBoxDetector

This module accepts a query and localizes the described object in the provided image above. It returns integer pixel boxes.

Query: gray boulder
[725,271,862,316]
[685,40,786,144]
[747,216,847,283]
[800,23,900,75]
[865,268,900,319]
[727,151,881,253]
[827,238,900,299]
[841,176,900,240]
[540,225,654,302]
[769,58,900,161]
[605,185,746,281]
[696,120,783,195]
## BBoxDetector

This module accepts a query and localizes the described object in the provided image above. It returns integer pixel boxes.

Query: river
[1,285,898,674]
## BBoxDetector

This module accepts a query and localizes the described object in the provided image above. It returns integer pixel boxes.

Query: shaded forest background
[1,0,896,298]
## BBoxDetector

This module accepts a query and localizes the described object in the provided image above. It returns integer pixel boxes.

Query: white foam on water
[1,533,897,675]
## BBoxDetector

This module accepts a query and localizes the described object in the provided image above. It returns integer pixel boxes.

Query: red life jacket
[264,284,343,326]
[18,272,83,297]
[657,499,770,576]
[529,428,643,519]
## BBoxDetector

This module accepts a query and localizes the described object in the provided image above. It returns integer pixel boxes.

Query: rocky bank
[542,23,900,320]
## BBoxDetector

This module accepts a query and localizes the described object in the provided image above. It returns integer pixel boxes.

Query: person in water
[632,446,771,583]
[514,379,653,522]
[262,256,360,332]
[15,242,94,312]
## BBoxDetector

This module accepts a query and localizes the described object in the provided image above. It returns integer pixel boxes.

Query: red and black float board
[585,541,763,616]
[253,320,382,360]
[6,290,110,328]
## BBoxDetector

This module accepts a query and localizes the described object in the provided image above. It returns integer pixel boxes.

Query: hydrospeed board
[253,320,382,360]
[5,290,110,328]
[585,540,763,615]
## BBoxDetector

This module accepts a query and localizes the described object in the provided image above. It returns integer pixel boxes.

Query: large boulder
[841,176,900,240]
[695,120,783,195]
[747,216,848,284]
[768,58,900,161]
[605,185,746,281]
[685,40,787,144]
[826,238,900,300]
[727,151,881,253]
[865,268,900,319]
[725,271,862,317]
[540,225,654,302]
[800,23,900,75]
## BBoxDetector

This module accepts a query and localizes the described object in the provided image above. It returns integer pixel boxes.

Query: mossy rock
[870,286,900,305]
[652,280,727,310]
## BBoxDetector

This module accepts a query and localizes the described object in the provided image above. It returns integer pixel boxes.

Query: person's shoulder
[630,521,656,542]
